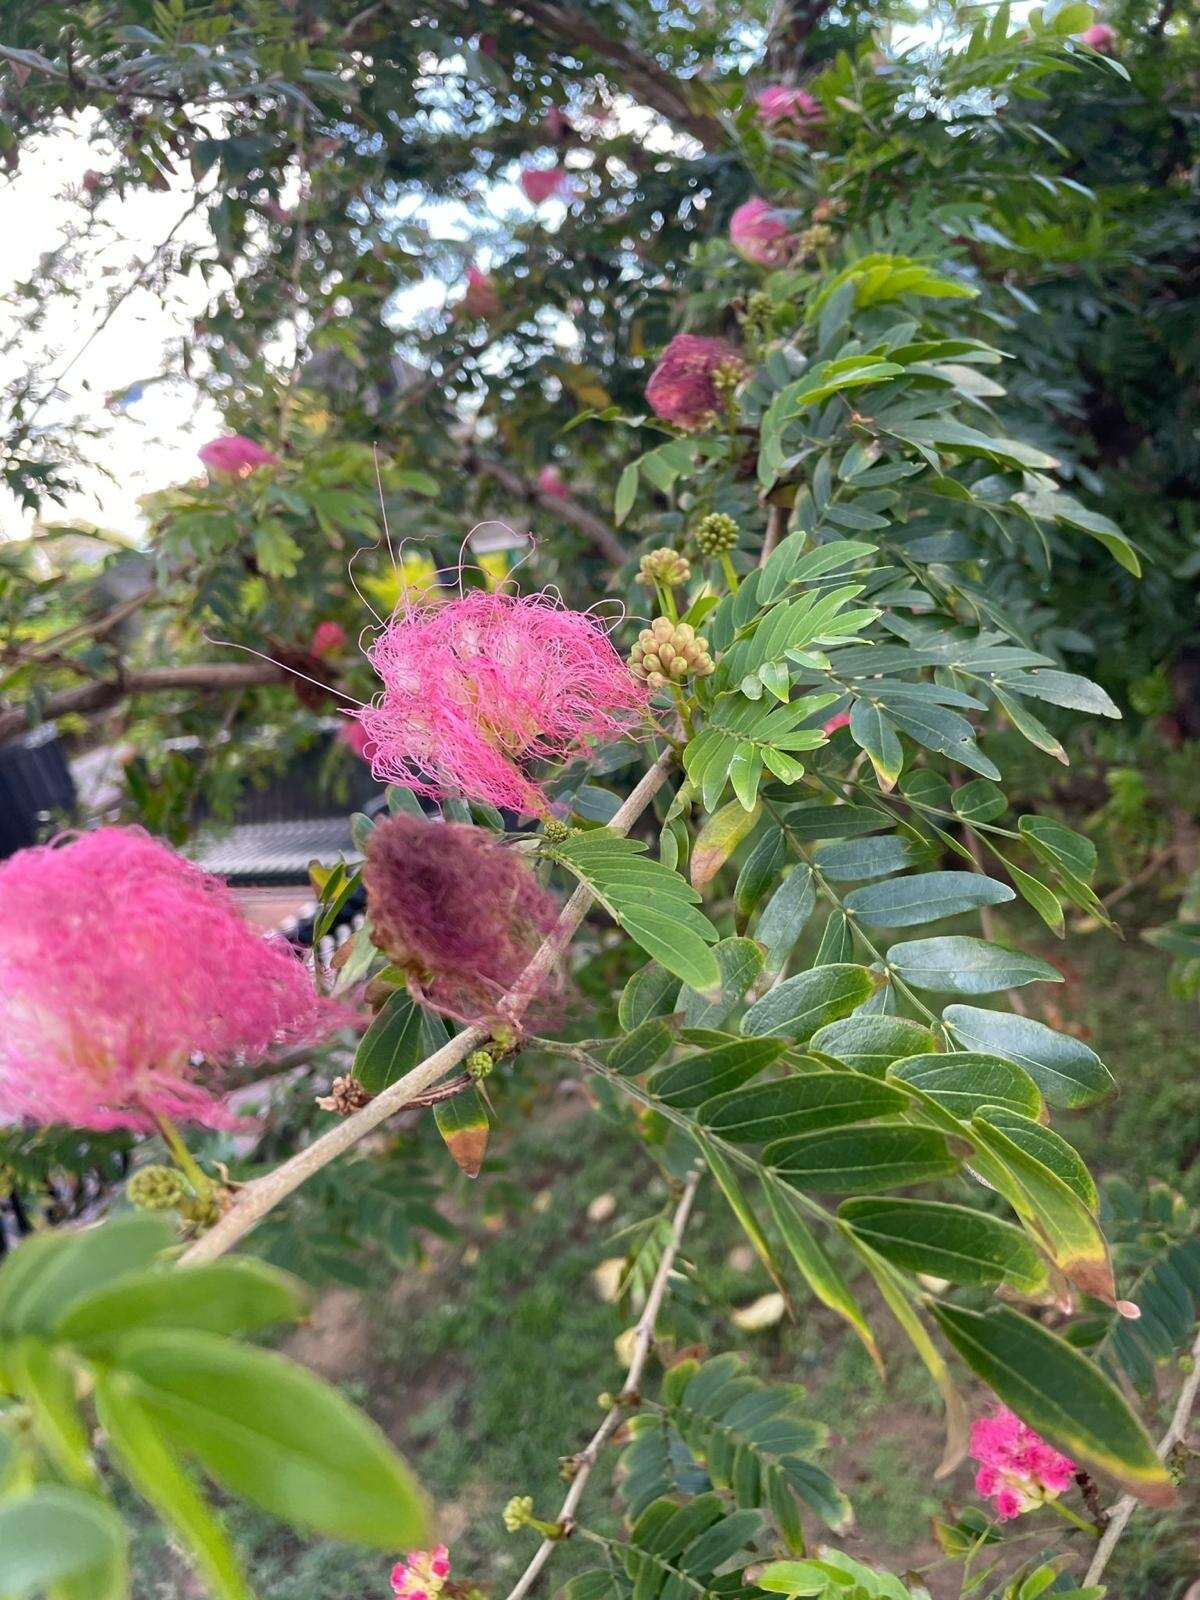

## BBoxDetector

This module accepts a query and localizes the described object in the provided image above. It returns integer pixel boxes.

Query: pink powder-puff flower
[311,620,347,657]
[537,465,569,498]
[460,266,499,320]
[755,85,824,134]
[1077,21,1117,49]
[822,710,851,734]
[730,197,795,267]
[970,1406,1076,1522]
[350,588,648,816]
[82,169,104,194]
[364,816,560,1026]
[520,164,571,205]
[198,434,279,476]
[392,1545,451,1600]
[0,827,347,1132]
[645,333,748,431]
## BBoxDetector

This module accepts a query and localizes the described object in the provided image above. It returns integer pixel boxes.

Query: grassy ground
[130,924,1200,1600]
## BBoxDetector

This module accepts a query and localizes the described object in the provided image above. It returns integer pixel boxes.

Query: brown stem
[760,504,788,567]
[474,455,626,568]
[503,1165,703,1600]
[507,3,722,146]
[0,661,295,745]
[1083,1326,1200,1587]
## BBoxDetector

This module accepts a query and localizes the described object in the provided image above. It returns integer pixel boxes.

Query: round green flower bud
[466,1048,495,1080]
[693,512,740,556]
[628,622,716,687]
[637,548,691,588]
[503,1495,535,1533]
[542,817,573,843]
[127,1164,186,1211]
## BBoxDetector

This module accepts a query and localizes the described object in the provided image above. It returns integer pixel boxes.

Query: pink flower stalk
[364,816,560,1025]
[198,434,279,476]
[542,106,574,141]
[351,589,648,815]
[520,164,571,204]
[970,1406,1076,1521]
[755,84,824,134]
[0,828,346,1132]
[730,197,795,267]
[311,620,347,657]
[392,1545,451,1600]
[537,465,569,498]
[460,265,499,320]
[1077,21,1117,49]
[645,334,748,431]
[822,710,851,734]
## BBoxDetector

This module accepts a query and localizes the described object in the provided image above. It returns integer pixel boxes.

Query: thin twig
[760,504,787,567]
[503,1165,703,1600]
[475,455,626,568]
[180,742,678,1263]
[1083,1325,1200,1587]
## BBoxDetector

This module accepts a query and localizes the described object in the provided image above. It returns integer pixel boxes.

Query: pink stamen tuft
[645,334,748,432]
[363,815,561,1027]
[198,434,279,475]
[351,588,647,816]
[969,1405,1076,1522]
[0,827,349,1131]
[730,197,795,267]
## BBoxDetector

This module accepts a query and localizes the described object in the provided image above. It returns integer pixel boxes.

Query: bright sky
[0,118,224,544]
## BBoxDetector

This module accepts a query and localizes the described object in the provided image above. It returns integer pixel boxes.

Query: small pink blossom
[520,164,571,205]
[970,1406,1076,1522]
[82,169,104,194]
[755,85,824,134]
[460,266,499,320]
[645,334,748,431]
[392,1545,451,1600]
[822,711,851,734]
[351,589,648,815]
[542,106,574,141]
[311,620,347,657]
[1077,21,1117,49]
[730,197,795,267]
[0,828,347,1132]
[198,434,279,476]
[537,465,569,498]
[339,718,373,760]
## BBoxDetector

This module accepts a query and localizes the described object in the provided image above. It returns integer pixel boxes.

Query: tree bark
[0,662,292,746]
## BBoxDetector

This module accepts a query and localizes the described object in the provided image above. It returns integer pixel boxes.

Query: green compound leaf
[550,830,721,991]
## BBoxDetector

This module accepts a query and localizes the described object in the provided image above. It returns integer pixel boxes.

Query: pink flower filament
[755,84,824,133]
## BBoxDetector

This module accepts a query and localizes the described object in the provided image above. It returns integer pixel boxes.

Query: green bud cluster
[798,222,835,257]
[503,1495,535,1532]
[693,512,740,556]
[637,548,691,588]
[127,1164,186,1211]
[711,359,745,400]
[541,817,574,843]
[466,1049,495,1081]
[629,618,715,690]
